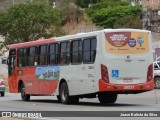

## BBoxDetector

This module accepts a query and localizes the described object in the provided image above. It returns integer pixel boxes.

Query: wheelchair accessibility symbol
[112,70,119,78]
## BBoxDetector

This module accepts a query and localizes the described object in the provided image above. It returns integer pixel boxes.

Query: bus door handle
[125,59,132,62]
[138,59,145,62]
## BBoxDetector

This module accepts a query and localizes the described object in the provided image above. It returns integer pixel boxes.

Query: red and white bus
[8,29,154,104]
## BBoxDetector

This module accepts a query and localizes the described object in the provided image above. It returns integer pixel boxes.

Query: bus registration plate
[124,85,134,89]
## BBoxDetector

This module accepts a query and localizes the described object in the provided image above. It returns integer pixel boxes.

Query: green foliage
[75,0,103,8]
[86,0,129,17]
[32,0,51,5]
[0,2,65,46]
[86,0,142,28]
[114,15,142,29]
[48,0,54,6]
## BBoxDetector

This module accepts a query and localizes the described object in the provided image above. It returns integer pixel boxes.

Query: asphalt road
[0,90,160,111]
[0,90,160,120]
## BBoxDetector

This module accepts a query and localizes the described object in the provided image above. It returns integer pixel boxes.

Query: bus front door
[8,55,17,93]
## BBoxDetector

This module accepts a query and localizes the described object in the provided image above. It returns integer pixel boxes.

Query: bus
[8,29,154,104]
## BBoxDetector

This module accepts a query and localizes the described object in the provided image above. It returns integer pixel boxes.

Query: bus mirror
[1,57,7,64]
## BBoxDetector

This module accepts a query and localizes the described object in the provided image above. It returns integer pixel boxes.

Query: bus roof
[9,29,150,49]
[9,38,55,49]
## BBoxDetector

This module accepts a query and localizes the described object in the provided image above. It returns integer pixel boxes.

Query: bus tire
[21,83,30,101]
[59,82,71,104]
[57,95,60,102]
[1,92,5,97]
[59,82,79,104]
[155,77,160,89]
[98,92,117,104]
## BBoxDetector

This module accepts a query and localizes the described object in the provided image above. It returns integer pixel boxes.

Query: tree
[114,15,142,29]
[86,0,129,16]
[85,0,142,28]
[0,2,65,46]
[74,0,103,8]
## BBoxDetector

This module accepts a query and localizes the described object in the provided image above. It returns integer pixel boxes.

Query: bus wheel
[155,77,160,89]
[21,83,30,101]
[60,82,79,104]
[59,82,71,104]
[57,95,60,102]
[98,92,117,104]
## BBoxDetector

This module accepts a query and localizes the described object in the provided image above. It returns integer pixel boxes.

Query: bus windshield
[105,32,149,54]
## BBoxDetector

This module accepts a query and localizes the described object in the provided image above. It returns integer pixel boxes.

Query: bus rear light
[147,64,153,82]
[101,64,109,83]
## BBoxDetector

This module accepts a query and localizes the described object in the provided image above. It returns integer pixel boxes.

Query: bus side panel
[59,65,96,96]
[39,81,58,95]
[25,66,59,95]
[59,66,79,96]
[22,67,37,94]
[17,67,58,95]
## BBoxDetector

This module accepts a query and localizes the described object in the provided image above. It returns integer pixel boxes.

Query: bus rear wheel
[59,82,79,104]
[98,92,117,104]
[21,83,30,101]
[57,95,60,102]
[154,77,160,89]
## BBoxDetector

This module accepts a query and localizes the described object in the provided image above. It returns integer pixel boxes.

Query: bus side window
[71,39,82,64]
[28,46,37,66]
[38,45,47,66]
[83,37,97,63]
[91,37,97,62]
[49,43,59,65]
[18,48,27,67]
[60,41,70,65]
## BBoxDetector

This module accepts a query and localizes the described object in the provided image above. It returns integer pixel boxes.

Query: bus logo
[137,37,144,47]
[128,38,136,47]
